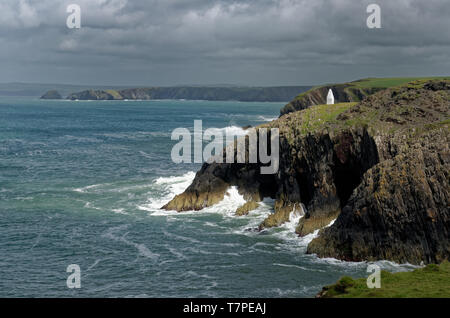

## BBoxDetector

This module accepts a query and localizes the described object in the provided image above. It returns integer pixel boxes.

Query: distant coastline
[39,86,312,102]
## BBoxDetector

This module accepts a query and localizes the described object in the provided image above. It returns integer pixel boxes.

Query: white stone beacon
[327,89,335,105]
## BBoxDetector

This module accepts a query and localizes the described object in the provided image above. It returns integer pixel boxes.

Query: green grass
[105,89,123,99]
[293,77,450,101]
[297,102,357,134]
[262,102,358,144]
[275,78,449,141]
[320,261,450,298]
[349,77,450,88]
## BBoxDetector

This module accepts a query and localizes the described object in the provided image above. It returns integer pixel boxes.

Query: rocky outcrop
[162,159,277,211]
[163,79,450,264]
[67,89,124,100]
[40,90,62,99]
[119,88,153,100]
[308,129,449,264]
[236,201,259,216]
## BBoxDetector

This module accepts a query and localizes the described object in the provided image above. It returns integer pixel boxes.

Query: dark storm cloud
[1,0,449,85]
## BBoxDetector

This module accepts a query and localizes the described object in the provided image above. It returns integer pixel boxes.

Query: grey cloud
[1,0,449,86]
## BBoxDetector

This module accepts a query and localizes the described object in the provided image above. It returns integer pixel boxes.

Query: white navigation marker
[327,89,335,105]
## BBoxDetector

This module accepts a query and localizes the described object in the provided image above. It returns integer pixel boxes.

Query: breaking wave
[204,125,249,137]
[137,171,196,214]
[257,115,278,122]
[137,171,419,273]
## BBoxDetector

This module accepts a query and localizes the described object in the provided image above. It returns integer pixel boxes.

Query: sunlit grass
[298,102,357,134]
[321,261,450,298]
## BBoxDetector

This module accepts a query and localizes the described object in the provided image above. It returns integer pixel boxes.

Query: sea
[0,97,417,297]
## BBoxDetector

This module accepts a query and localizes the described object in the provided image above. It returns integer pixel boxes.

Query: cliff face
[308,129,449,264]
[163,79,450,265]
[307,81,450,264]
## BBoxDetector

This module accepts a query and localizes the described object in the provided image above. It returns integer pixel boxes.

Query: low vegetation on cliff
[280,77,450,116]
[317,261,450,298]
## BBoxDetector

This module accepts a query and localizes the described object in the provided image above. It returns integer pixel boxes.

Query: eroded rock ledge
[163,80,450,264]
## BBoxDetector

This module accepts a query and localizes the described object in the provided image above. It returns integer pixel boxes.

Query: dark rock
[40,90,62,99]
[307,128,450,264]
[67,89,123,100]
[236,201,259,216]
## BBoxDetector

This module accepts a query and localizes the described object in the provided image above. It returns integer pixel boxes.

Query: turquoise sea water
[0,97,416,297]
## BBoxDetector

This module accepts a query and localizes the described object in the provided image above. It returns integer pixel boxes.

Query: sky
[1,0,450,86]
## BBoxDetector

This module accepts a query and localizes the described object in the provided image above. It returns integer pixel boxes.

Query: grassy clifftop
[280,77,450,116]
[318,261,450,298]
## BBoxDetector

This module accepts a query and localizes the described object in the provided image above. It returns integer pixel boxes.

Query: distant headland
[40,86,312,102]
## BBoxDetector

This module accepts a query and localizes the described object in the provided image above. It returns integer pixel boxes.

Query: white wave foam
[154,171,196,194]
[258,115,278,122]
[86,259,102,272]
[138,171,196,214]
[283,203,307,233]
[206,126,248,137]
[224,197,275,234]
[140,171,424,271]
[297,218,336,247]
[166,246,187,260]
[59,135,102,143]
[145,183,248,218]
[74,183,109,193]
[102,225,160,261]
[309,255,421,272]
[263,203,307,243]
[272,263,326,272]
[201,186,246,216]
[111,208,127,215]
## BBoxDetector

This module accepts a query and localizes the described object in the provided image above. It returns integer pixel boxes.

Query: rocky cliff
[67,89,123,100]
[278,77,448,116]
[163,79,450,265]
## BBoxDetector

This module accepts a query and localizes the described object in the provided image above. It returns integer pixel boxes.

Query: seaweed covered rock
[235,201,259,216]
